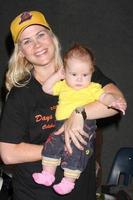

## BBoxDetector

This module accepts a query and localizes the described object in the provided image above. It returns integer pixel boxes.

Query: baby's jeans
[42,119,97,179]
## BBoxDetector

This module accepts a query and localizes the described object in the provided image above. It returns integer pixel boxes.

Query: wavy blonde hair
[6,32,63,91]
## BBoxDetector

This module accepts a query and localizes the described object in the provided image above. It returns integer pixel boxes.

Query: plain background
[0,0,133,185]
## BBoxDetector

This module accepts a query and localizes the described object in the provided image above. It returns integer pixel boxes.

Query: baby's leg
[53,119,97,195]
[33,122,64,186]
[53,142,81,195]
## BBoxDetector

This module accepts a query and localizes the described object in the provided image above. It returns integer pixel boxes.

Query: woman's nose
[33,38,41,47]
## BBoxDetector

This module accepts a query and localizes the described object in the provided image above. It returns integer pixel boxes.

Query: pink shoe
[53,178,75,195]
[32,171,55,186]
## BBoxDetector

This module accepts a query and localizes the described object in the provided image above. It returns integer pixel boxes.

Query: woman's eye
[22,40,31,46]
[25,40,31,44]
[38,32,45,38]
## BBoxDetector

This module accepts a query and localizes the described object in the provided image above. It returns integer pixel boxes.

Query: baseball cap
[10,11,51,43]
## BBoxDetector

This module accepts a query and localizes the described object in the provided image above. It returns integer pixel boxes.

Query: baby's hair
[63,43,95,71]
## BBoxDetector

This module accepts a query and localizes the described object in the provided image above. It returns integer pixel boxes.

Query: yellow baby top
[53,80,104,120]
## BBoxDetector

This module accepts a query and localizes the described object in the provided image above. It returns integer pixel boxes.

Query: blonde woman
[0,11,126,200]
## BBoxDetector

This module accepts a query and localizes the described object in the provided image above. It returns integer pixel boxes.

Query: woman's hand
[55,111,89,154]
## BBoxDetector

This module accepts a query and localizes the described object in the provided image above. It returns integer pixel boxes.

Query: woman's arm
[0,142,43,164]
[85,83,127,119]
[56,83,127,153]
[0,87,44,165]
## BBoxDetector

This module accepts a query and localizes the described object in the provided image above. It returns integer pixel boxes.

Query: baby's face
[65,57,93,90]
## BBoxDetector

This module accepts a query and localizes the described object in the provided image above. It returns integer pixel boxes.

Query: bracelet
[75,107,87,121]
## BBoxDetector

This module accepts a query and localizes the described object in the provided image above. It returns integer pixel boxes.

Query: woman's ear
[18,50,25,58]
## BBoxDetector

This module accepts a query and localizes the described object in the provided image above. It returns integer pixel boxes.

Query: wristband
[75,107,87,121]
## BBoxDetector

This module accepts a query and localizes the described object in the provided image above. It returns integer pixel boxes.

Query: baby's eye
[72,73,77,76]
[83,74,88,77]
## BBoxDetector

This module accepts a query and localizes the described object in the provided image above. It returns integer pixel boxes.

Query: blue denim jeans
[42,119,97,172]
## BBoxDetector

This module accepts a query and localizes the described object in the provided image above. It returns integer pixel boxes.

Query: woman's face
[18,25,55,67]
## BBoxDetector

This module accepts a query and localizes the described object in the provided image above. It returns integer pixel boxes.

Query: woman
[0,10,126,200]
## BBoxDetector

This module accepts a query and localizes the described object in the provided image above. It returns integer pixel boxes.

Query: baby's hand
[57,66,65,80]
[108,97,126,115]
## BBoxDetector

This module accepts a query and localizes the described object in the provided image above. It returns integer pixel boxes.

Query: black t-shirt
[92,66,115,86]
[0,68,114,200]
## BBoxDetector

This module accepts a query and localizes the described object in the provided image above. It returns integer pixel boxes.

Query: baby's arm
[99,93,126,115]
[42,67,64,94]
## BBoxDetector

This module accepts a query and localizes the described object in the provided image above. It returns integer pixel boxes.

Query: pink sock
[53,178,75,195]
[32,171,55,186]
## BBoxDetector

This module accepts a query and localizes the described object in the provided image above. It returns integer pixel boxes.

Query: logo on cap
[19,12,32,25]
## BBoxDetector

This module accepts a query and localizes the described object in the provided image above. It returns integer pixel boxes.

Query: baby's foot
[32,171,55,186]
[53,178,75,195]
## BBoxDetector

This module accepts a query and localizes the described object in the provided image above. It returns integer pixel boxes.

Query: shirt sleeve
[0,88,29,144]
[90,83,105,100]
[92,66,116,87]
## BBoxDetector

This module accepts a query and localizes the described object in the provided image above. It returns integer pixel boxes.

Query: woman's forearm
[85,101,118,120]
[0,142,43,165]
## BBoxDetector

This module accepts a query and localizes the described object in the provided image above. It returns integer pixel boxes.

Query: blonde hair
[6,31,63,91]
[63,43,95,72]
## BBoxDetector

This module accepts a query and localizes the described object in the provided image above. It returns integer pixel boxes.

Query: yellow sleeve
[90,83,105,100]
[53,81,63,96]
